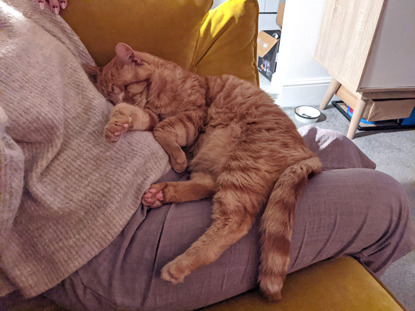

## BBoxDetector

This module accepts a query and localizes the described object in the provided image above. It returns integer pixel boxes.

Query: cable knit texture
[0,0,169,297]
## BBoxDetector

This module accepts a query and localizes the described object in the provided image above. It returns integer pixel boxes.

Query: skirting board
[276,78,338,107]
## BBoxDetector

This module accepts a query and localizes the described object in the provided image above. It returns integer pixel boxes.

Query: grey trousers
[43,167,415,311]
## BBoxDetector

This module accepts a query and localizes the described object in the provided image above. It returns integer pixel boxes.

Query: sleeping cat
[85,42,322,301]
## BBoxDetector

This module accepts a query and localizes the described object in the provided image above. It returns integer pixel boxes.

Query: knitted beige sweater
[0,0,169,297]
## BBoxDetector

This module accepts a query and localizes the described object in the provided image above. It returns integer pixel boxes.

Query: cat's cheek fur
[109,91,125,105]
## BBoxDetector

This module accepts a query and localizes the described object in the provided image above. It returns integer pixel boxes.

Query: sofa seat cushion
[202,257,406,311]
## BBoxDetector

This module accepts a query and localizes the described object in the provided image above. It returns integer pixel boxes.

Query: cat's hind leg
[160,208,254,284]
[142,172,216,208]
[159,178,266,283]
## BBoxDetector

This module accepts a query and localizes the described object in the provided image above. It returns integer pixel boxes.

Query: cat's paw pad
[160,258,190,284]
[105,115,131,142]
[142,187,164,208]
[259,274,283,301]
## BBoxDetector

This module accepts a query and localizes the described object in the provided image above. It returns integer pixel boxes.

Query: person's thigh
[44,169,414,311]
[289,168,414,275]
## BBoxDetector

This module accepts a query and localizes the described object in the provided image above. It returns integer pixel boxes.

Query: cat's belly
[189,125,239,177]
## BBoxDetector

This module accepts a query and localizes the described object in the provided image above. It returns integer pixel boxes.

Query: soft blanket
[0,0,169,297]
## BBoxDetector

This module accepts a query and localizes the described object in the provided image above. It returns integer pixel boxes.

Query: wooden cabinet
[315,0,415,138]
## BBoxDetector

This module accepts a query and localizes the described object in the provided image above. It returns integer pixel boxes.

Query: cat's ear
[115,43,142,67]
[82,63,101,84]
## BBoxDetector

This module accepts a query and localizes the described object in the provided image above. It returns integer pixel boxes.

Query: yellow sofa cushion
[61,0,213,68]
[61,0,259,85]
[202,257,406,311]
[191,0,259,85]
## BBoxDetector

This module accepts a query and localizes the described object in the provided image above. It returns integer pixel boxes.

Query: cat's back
[204,75,311,159]
[206,75,293,131]
[192,74,313,180]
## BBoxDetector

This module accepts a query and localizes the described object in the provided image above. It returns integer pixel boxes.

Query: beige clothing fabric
[0,0,169,297]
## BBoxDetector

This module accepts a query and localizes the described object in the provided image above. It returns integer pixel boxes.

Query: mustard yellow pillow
[191,0,259,85]
[61,0,213,68]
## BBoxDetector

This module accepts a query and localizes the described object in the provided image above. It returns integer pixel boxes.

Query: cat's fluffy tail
[258,156,322,301]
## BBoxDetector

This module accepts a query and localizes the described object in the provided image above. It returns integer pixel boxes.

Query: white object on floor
[294,105,321,123]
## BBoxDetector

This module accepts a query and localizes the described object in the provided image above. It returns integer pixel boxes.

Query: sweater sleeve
[0,106,22,295]
[0,106,24,240]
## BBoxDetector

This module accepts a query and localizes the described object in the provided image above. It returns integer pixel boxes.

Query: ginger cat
[85,43,322,301]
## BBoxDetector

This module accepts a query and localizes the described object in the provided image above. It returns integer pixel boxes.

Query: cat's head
[84,43,154,105]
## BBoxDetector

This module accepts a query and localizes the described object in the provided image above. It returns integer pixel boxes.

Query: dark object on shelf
[332,100,415,131]
[257,30,281,81]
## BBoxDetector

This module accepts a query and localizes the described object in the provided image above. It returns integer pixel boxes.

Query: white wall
[272,0,332,107]
[212,0,331,108]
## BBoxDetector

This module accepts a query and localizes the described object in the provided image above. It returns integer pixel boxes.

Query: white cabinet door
[359,0,415,91]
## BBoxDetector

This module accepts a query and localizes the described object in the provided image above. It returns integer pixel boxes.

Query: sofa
[0,0,413,310]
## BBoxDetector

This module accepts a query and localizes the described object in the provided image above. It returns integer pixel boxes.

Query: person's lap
[44,167,415,311]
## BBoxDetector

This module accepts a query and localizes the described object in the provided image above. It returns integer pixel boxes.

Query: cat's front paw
[105,115,131,142]
[170,150,187,173]
[160,256,191,284]
[142,186,165,208]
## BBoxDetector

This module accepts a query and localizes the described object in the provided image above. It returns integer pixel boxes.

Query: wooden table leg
[320,78,341,110]
[347,99,368,139]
